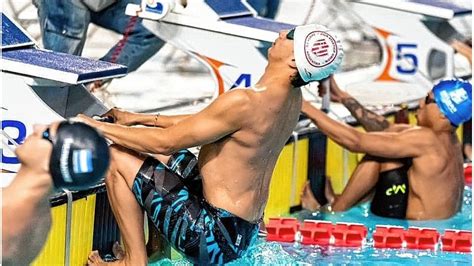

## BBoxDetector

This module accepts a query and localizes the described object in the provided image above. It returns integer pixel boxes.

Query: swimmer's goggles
[286,28,295,40]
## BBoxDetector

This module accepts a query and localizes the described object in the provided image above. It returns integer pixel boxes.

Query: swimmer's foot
[301,181,321,211]
[87,250,124,266]
[324,178,336,205]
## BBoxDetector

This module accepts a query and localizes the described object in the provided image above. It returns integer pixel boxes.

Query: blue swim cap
[432,79,472,127]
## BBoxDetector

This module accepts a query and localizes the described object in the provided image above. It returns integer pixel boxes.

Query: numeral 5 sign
[396,43,418,75]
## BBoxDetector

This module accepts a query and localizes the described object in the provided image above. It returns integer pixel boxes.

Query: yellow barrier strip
[70,195,97,266]
[291,139,309,206]
[31,194,97,265]
[326,138,360,194]
[264,138,309,222]
[264,143,293,222]
[31,204,66,266]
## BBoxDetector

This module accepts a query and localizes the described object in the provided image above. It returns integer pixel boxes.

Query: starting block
[1,13,35,49]
[2,48,127,84]
[126,0,294,96]
[1,12,127,175]
[1,12,127,84]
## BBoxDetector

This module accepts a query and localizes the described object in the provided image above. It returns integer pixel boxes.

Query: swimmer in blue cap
[3,120,109,265]
[431,79,472,127]
[301,77,471,220]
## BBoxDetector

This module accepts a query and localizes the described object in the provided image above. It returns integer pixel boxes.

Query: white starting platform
[341,0,472,106]
[124,0,471,115]
[1,12,128,176]
[126,0,295,96]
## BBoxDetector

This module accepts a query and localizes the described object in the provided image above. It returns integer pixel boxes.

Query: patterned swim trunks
[131,150,259,264]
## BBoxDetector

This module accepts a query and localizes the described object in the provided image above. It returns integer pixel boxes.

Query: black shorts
[370,166,409,219]
[131,150,259,264]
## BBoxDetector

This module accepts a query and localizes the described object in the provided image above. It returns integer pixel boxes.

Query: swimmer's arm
[353,127,435,158]
[93,90,248,154]
[324,76,391,132]
[128,113,191,128]
[2,173,52,265]
[104,108,191,128]
[339,96,391,132]
[302,104,432,158]
[451,39,472,65]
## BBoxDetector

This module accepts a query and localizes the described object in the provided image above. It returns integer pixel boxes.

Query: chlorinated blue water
[150,186,472,265]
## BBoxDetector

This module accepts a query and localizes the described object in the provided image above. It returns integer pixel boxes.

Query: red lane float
[441,230,472,252]
[266,217,299,242]
[265,218,472,252]
[404,227,439,250]
[366,226,440,250]
[333,223,368,247]
[300,220,333,245]
[465,163,472,185]
[373,226,405,248]
[268,219,367,247]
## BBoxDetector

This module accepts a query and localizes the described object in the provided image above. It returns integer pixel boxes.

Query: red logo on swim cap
[312,39,329,56]
[304,31,338,68]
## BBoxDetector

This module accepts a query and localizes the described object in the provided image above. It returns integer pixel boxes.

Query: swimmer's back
[406,130,464,220]
[199,87,302,222]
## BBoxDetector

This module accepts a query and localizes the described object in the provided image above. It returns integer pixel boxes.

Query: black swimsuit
[370,163,411,219]
[131,150,259,264]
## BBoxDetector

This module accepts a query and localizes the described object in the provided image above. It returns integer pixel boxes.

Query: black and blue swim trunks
[131,150,259,264]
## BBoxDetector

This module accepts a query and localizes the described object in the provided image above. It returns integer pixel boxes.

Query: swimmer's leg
[301,181,321,211]
[331,155,381,211]
[301,178,335,211]
[332,155,405,211]
[88,145,148,266]
[151,154,171,164]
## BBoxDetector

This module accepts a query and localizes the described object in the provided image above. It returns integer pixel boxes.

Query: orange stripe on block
[195,54,226,95]
[374,28,396,82]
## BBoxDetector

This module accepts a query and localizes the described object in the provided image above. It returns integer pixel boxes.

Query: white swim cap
[292,24,344,82]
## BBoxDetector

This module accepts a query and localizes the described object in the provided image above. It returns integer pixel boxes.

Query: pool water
[150,186,472,265]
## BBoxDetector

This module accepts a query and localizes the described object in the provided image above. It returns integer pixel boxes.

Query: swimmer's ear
[438,113,454,128]
[288,58,297,69]
[438,112,448,121]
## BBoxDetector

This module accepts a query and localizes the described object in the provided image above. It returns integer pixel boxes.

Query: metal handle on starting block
[321,79,330,113]
[63,188,73,266]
